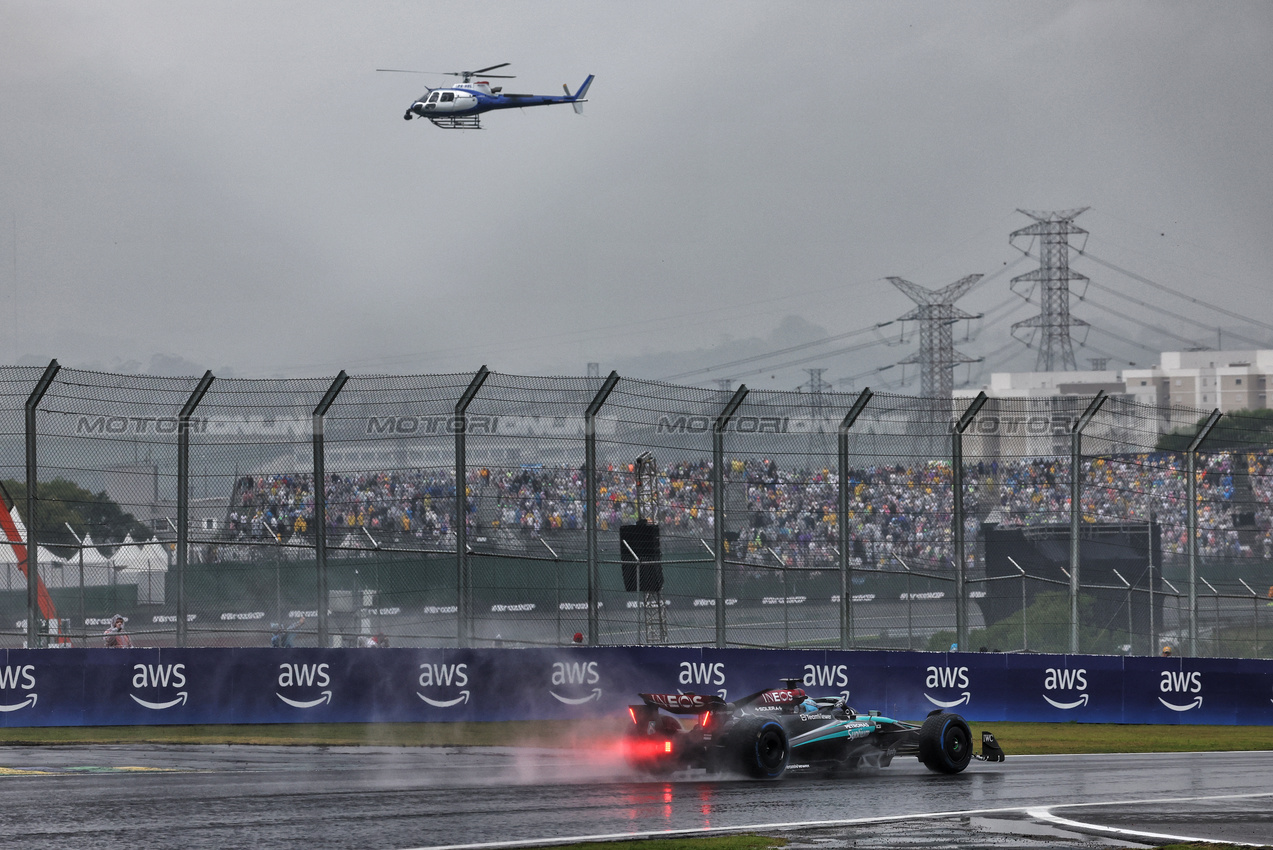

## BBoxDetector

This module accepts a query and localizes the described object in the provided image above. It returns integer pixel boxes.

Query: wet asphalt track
[1,744,1271,849]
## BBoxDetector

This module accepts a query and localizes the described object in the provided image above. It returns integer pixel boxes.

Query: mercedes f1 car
[623,678,1005,779]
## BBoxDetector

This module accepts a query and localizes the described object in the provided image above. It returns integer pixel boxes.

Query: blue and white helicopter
[378,63,594,129]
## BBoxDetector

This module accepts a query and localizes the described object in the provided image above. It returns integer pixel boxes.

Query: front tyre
[729,716,789,779]
[918,712,973,774]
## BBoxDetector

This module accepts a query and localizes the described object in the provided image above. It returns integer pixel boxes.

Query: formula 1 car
[623,678,1004,779]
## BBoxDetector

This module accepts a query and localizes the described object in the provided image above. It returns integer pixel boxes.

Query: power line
[1080,251,1273,335]
[712,335,898,382]
[663,255,1030,384]
[1078,293,1203,348]
[661,320,896,381]
[1081,279,1268,349]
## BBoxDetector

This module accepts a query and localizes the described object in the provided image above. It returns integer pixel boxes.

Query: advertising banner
[2,647,1271,728]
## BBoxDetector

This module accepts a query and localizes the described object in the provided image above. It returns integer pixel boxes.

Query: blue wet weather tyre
[731,716,789,779]
[918,712,973,774]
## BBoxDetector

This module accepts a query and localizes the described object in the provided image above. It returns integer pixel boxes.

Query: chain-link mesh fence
[1,365,1270,658]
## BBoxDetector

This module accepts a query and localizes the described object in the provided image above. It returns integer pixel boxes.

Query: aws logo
[130,664,188,710]
[1042,668,1089,710]
[1159,670,1203,712]
[550,661,601,705]
[680,661,727,699]
[924,666,971,708]
[0,664,37,712]
[277,663,332,709]
[803,664,850,703]
[417,663,469,708]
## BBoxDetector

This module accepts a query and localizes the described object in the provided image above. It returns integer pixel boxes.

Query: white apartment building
[958,349,1273,441]
[1124,350,1272,428]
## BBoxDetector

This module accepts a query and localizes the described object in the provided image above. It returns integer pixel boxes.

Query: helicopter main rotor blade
[472,62,511,75]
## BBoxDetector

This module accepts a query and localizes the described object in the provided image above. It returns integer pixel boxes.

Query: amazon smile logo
[417,662,470,708]
[550,660,602,705]
[1042,667,1089,710]
[923,665,970,708]
[130,664,188,712]
[276,662,332,710]
[0,664,37,712]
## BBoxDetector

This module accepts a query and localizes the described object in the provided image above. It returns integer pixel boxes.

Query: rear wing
[637,692,727,714]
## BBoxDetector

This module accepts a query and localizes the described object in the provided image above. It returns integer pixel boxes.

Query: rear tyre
[728,716,789,779]
[917,712,973,774]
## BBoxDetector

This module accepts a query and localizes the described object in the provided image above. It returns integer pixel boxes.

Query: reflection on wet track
[1,744,1271,849]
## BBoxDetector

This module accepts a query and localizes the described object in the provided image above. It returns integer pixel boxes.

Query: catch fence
[1,363,1271,657]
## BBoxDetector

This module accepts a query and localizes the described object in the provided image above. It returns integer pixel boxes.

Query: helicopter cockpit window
[439,92,455,103]
[425,92,439,103]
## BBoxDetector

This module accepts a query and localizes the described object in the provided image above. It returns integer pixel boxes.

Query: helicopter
[377,63,594,129]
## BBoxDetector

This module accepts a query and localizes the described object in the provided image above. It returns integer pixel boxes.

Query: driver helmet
[800,697,818,713]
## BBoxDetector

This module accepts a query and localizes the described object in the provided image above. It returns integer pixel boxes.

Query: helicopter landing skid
[427,114,482,129]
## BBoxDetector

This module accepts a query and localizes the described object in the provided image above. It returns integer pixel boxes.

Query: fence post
[837,388,872,650]
[455,367,490,648]
[24,359,60,649]
[312,371,348,648]
[1186,409,1221,657]
[584,371,619,647]
[951,391,987,651]
[176,371,214,648]
[1068,391,1107,654]
[713,386,748,649]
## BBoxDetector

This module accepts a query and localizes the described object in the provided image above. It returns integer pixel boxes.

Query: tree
[0,478,153,554]
[1156,408,1273,453]
[925,592,1125,655]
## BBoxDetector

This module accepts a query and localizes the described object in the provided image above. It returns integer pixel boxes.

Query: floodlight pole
[176,371,215,648]
[1068,390,1107,654]
[713,386,748,648]
[312,371,348,647]
[1186,409,1222,657]
[584,371,619,646]
[455,366,489,647]
[837,388,872,650]
[24,359,60,648]
[951,391,987,650]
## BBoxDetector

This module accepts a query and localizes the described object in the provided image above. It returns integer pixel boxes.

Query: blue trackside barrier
[1,647,1271,728]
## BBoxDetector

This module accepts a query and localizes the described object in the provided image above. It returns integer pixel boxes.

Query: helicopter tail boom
[571,75,594,114]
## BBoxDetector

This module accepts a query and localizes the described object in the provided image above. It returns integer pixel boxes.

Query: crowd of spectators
[221,450,1273,568]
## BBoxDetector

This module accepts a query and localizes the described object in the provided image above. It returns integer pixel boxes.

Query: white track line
[401,791,1273,850]
[1029,791,1273,848]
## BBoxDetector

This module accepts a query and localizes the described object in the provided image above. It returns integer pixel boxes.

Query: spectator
[103,615,132,648]
[270,616,306,648]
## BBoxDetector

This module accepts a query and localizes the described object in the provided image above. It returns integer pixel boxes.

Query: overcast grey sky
[4,1,1272,390]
